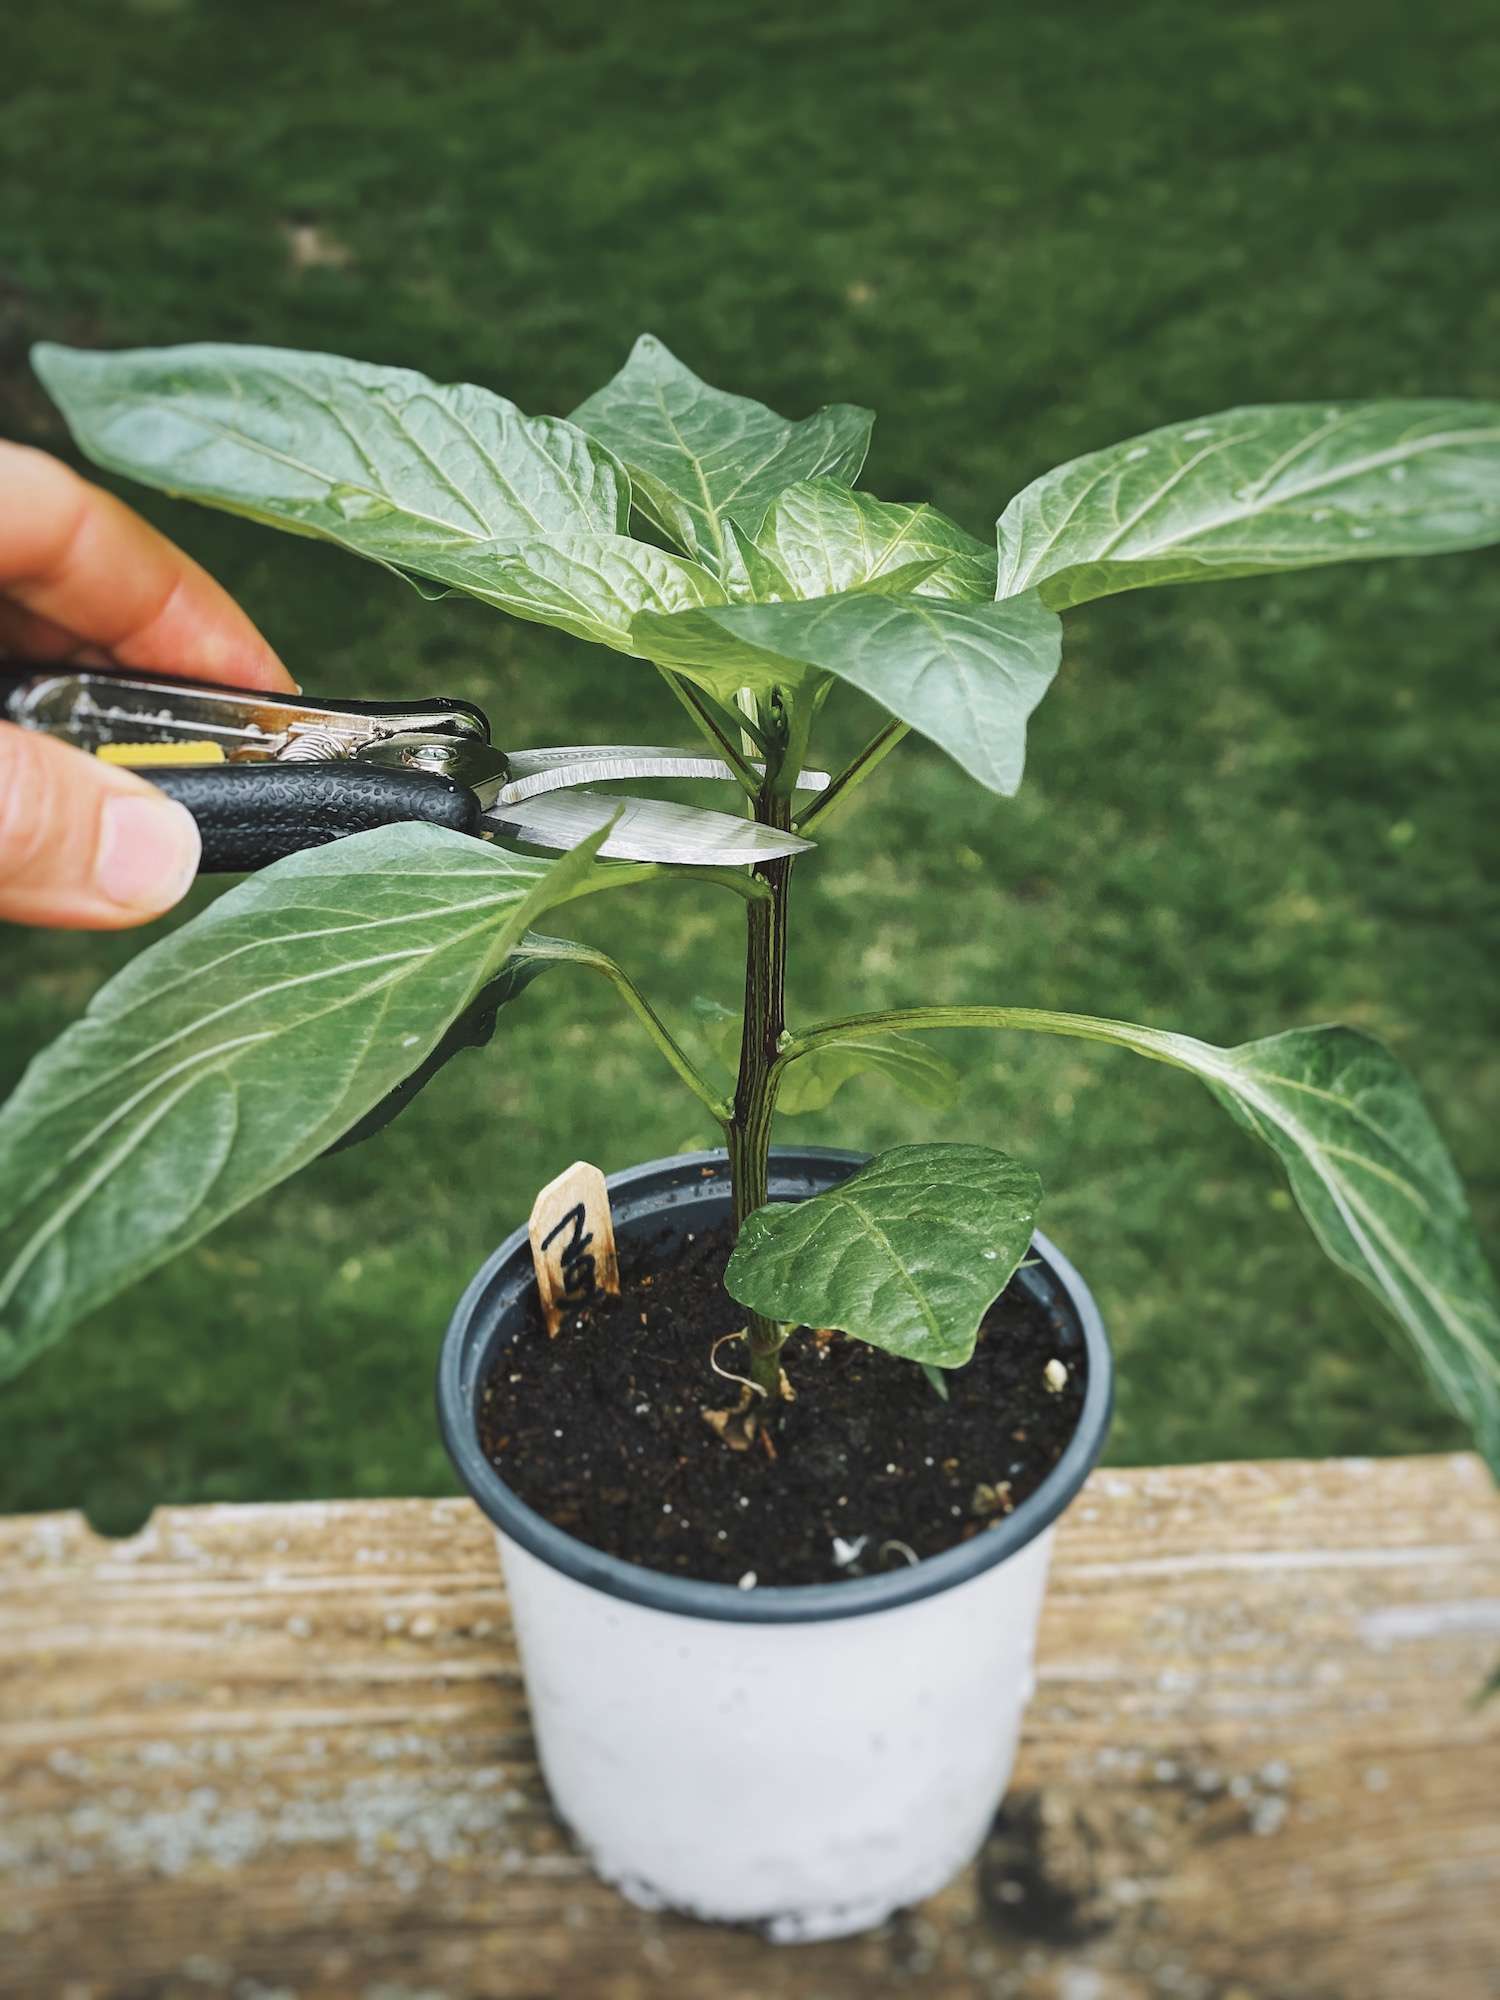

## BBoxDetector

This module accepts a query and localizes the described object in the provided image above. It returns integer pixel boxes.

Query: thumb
[0,722,202,929]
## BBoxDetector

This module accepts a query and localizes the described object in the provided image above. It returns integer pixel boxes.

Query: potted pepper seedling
[2,336,1497,1938]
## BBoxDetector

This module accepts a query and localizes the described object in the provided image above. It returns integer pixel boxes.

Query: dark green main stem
[727,781,794,1403]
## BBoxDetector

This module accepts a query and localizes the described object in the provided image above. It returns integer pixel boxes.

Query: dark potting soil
[477,1222,1087,1588]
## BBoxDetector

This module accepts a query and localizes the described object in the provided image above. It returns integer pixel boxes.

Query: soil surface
[478,1221,1087,1588]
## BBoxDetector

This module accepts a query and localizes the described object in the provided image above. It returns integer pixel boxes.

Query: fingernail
[97,794,203,912]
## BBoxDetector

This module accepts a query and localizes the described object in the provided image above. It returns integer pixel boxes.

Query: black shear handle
[150,763,481,872]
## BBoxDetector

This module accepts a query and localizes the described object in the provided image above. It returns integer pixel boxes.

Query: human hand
[0,441,294,928]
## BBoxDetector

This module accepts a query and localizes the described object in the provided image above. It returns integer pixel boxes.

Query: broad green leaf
[747,478,995,601]
[571,334,873,572]
[691,1000,958,1114]
[995,401,1500,609]
[724,1143,1043,1366]
[405,533,727,652]
[328,931,568,1154]
[1188,1025,1500,1470]
[634,588,1062,793]
[31,342,734,652]
[33,339,628,553]
[0,827,629,1376]
[794,1008,1500,1470]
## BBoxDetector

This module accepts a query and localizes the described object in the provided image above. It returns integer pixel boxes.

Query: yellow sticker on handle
[96,741,227,767]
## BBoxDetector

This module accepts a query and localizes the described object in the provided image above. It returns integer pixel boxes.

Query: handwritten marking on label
[528,1161,619,1336]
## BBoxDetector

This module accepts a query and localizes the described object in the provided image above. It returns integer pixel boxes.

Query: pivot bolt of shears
[397,740,459,774]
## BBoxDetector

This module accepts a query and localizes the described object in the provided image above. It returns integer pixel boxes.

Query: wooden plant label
[528,1161,619,1336]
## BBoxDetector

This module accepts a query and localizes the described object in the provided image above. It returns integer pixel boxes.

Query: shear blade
[500,746,830,805]
[480,788,813,864]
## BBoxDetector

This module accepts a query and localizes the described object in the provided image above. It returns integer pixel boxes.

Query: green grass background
[2,0,1496,1530]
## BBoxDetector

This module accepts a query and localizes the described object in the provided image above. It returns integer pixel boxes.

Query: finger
[0,721,201,929]
[0,598,111,664]
[0,442,295,692]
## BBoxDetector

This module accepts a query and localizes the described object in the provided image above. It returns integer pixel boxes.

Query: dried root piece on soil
[880,1538,920,1568]
[971,1479,1015,1518]
[701,1405,759,1452]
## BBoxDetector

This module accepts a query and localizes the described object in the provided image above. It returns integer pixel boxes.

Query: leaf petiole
[795,718,909,833]
[654,668,764,794]
[514,936,731,1120]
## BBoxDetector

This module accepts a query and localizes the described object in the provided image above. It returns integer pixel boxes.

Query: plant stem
[555,860,770,908]
[794,718,909,834]
[727,775,795,1403]
[529,940,731,1119]
[654,667,762,794]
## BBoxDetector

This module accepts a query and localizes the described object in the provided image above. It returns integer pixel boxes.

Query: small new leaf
[0,828,626,1376]
[747,478,995,601]
[720,519,798,602]
[635,588,1062,793]
[691,1001,959,1115]
[571,335,873,573]
[775,1030,960,1116]
[725,1143,1043,1366]
[995,401,1500,609]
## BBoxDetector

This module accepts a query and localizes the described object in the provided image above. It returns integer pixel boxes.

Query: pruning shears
[1,666,824,869]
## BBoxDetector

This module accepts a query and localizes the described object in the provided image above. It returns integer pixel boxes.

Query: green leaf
[995,401,1500,609]
[0,827,627,1377]
[776,1030,960,1115]
[33,339,628,552]
[1190,1025,1500,1470]
[724,1143,1043,1366]
[747,478,995,601]
[31,341,735,652]
[571,334,873,572]
[688,997,742,1084]
[402,533,727,653]
[719,518,798,602]
[328,931,566,1155]
[792,1008,1500,1472]
[691,1000,958,1114]
[634,588,1062,793]
[920,1361,951,1402]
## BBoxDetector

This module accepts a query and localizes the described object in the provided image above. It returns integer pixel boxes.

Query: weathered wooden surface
[2,1455,1497,2000]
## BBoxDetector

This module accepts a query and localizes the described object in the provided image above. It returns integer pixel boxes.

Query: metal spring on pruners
[276,727,350,762]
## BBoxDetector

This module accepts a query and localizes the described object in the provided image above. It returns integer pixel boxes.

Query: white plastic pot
[438,1148,1112,1942]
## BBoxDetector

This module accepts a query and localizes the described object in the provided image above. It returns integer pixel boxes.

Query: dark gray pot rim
[437,1146,1113,1626]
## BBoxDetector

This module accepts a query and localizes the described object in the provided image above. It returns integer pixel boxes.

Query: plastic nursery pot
[437,1147,1113,1943]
